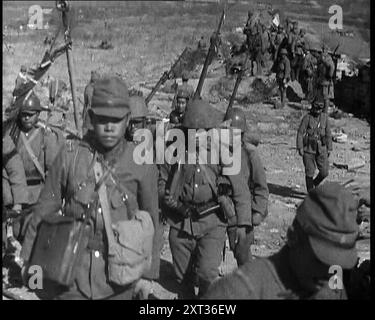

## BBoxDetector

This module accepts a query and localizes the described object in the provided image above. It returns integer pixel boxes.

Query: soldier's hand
[11,204,22,214]
[163,191,178,209]
[133,279,154,300]
[298,148,304,156]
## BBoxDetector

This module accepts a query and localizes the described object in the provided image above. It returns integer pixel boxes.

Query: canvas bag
[93,161,154,286]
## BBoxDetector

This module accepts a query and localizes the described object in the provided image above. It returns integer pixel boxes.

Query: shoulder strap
[20,131,45,181]
[198,163,218,198]
[93,160,116,251]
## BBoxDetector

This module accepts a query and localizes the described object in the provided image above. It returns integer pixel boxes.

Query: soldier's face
[92,113,129,149]
[176,98,187,113]
[20,111,39,131]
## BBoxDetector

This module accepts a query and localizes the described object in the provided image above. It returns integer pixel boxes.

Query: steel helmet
[224,107,247,132]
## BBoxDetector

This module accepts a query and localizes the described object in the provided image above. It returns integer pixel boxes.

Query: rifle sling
[93,160,116,250]
[20,131,45,181]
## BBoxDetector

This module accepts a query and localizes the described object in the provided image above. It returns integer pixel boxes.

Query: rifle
[193,9,225,100]
[225,52,249,118]
[145,47,190,105]
[56,0,80,135]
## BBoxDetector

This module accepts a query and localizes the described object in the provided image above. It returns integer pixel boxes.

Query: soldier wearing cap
[3,92,65,238]
[275,48,291,108]
[82,70,101,136]
[316,43,335,113]
[296,97,332,192]
[204,182,360,299]
[21,77,160,300]
[292,28,306,83]
[159,99,252,298]
[224,108,268,266]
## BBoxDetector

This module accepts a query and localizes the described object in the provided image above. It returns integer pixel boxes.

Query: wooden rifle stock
[193,10,225,100]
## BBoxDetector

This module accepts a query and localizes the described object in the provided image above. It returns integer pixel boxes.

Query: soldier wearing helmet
[3,91,65,240]
[224,108,268,266]
[296,96,332,192]
[159,99,252,298]
[170,85,192,125]
[275,48,291,108]
[316,43,335,113]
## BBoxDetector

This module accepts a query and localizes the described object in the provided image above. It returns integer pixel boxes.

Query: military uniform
[159,100,252,298]
[292,31,306,83]
[21,77,160,300]
[316,49,335,113]
[204,183,359,300]
[224,108,268,266]
[276,49,291,108]
[3,135,28,208]
[296,101,332,192]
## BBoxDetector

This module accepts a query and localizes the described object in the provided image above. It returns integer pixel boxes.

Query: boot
[313,174,325,187]
[305,176,315,192]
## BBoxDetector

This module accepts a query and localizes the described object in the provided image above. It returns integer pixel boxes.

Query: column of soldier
[2,20,369,301]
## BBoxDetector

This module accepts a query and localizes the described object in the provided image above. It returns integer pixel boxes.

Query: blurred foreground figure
[203,182,368,300]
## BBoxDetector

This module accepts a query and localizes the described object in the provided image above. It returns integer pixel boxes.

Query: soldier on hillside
[159,99,252,298]
[224,108,269,266]
[292,28,306,83]
[275,48,291,108]
[296,97,332,192]
[3,92,65,240]
[203,182,362,299]
[21,77,160,300]
[316,44,335,113]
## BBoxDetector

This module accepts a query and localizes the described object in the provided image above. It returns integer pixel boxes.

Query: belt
[27,179,43,186]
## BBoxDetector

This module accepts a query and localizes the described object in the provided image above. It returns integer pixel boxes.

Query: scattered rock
[332,132,348,143]
[286,80,304,102]
[333,159,366,171]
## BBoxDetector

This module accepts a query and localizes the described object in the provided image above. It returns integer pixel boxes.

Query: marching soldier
[159,99,252,298]
[169,87,191,126]
[301,43,317,101]
[296,97,332,192]
[203,182,361,299]
[316,44,335,113]
[293,28,306,83]
[276,48,291,108]
[82,70,101,136]
[3,92,65,239]
[224,108,269,266]
[21,77,160,300]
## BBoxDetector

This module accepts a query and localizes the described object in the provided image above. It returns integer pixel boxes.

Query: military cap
[296,182,359,269]
[91,76,130,118]
[280,48,288,55]
[182,99,224,129]
[129,96,149,118]
[224,107,247,132]
[176,88,190,99]
[20,65,27,72]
